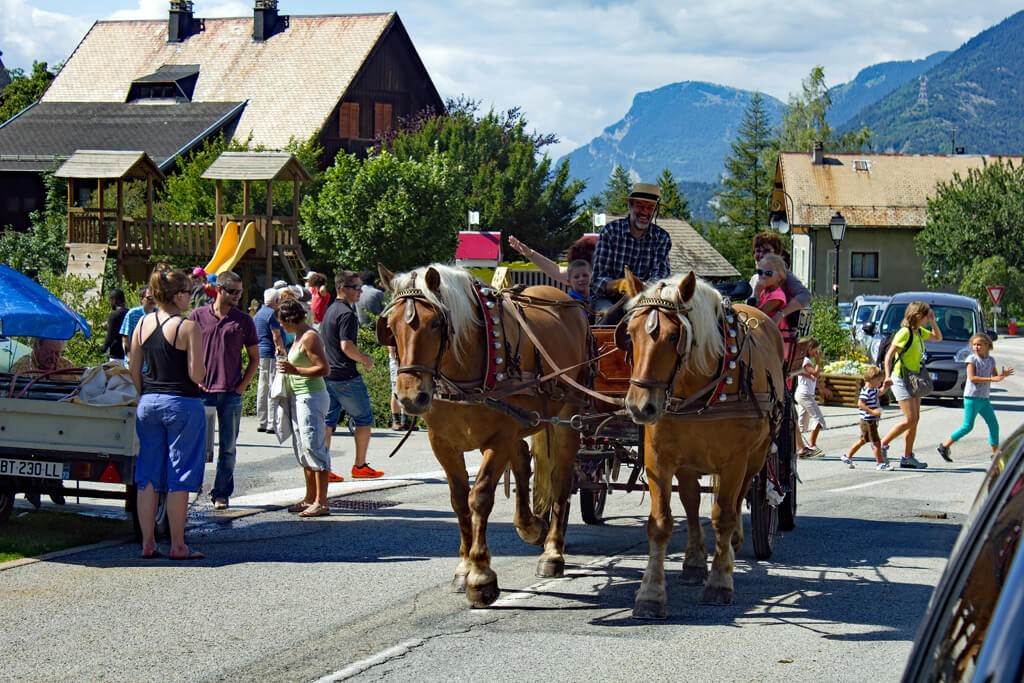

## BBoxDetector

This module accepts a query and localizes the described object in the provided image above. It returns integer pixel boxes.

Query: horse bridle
[375,288,451,380]
[615,296,694,391]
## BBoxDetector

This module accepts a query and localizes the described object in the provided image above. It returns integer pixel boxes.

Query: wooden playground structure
[55,150,313,295]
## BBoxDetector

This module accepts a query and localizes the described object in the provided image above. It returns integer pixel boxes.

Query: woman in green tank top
[275,299,332,517]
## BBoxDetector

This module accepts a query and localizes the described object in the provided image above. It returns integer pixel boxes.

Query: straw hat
[627,182,661,202]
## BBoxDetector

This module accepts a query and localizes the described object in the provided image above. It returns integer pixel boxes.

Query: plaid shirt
[591,217,672,299]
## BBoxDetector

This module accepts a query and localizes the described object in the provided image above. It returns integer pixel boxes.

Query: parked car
[863,291,996,399]
[851,294,890,349]
[902,424,1024,682]
[838,301,854,330]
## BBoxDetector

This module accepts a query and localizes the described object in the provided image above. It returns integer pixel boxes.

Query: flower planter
[816,373,890,407]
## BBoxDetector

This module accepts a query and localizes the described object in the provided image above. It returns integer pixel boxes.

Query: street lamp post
[829,211,847,307]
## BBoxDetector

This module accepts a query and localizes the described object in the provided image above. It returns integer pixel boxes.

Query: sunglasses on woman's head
[756,269,775,277]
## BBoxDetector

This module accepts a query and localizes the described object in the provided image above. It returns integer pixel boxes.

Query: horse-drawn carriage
[571,282,803,560]
[376,263,802,618]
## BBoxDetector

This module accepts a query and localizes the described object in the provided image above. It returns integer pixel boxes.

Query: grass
[0,510,130,562]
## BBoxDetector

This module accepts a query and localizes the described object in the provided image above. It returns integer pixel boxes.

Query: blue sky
[2,1,1022,158]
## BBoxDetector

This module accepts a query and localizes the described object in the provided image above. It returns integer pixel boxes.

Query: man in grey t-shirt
[356,271,385,326]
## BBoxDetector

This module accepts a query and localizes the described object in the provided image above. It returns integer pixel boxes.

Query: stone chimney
[254,0,285,41]
[168,0,195,43]
[811,141,824,165]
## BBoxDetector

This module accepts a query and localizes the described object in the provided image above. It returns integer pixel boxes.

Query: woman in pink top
[756,254,790,337]
[306,272,331,324]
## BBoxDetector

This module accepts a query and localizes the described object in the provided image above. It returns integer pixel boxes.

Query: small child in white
[843,365,887,470]
[795,338,831,458]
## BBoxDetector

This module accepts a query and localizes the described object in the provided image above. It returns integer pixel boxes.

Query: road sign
[992,305,1002,313]
[987,285,1004,306]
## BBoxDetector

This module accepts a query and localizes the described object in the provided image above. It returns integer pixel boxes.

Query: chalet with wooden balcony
[0,1,444,230]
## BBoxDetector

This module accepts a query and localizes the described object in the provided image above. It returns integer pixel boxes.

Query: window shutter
[339,102,360,138]
[374,103,393,137]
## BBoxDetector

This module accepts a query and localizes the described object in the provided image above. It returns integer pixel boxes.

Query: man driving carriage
[591,182,672,323]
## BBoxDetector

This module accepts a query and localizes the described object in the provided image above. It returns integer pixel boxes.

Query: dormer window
[126,64,199,103]
[853,159,871,172]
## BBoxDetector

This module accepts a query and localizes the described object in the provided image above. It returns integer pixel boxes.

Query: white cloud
[3,0,1022,159]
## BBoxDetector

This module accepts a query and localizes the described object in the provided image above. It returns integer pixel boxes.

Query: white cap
[273,280,288,289]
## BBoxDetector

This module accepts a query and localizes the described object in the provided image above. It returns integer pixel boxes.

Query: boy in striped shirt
[842,365,889,470]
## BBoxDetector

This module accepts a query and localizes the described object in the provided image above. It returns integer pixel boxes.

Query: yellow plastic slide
[215,221,257,275]
[204,221,239,274]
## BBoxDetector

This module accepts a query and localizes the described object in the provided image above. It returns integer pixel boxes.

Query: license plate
[0,458,67,480]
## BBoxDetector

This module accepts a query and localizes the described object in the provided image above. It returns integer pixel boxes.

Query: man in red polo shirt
[189,271,259,509]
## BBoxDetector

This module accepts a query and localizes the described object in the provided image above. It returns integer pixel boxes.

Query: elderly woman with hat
[590,182,672,323]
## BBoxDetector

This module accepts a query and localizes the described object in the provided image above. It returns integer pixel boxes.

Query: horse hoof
[699,585,734,605]
[536,557,564,578]
[679,565,709,585]
[515,518,549,546]
[467,581,500,608]
[450,574,467,593]
[632,600,667,620]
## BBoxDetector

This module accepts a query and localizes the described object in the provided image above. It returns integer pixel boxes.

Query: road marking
[828,473,927,492]
[312,638,425,682]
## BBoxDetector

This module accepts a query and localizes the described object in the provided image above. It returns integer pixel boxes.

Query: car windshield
[879,304,977,341]
[854,304,877,325]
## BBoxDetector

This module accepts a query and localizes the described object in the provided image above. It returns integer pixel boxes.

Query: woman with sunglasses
[750,232,811,324]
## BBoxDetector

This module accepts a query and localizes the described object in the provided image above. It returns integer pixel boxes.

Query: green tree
[657,168,690,220]
[0,61,56,123]
[384,98,586,258]
[0,172,69,276]
[960,257,1024,321]
[717,92,773,255]
[808,296,854,361]
[599,165,633,215]
[772,66,872,165]
[917,159,1024,291]
[299,149,463,272]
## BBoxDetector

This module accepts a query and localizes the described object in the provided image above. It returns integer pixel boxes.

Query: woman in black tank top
[129,270,208,561]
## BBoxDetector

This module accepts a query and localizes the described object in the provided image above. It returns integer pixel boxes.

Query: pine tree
[600,165,633,215]
[717,92,773,243]
[657,168,690,221]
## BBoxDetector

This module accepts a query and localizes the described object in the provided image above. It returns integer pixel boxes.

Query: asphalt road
[3,336,1023,682]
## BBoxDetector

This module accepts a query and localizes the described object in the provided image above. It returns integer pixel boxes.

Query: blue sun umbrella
[0,264,91,340]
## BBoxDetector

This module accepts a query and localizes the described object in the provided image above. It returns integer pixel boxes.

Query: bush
[807,296,854,362]
[35,273,110,367]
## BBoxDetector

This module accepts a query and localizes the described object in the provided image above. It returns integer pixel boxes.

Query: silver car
[851,294,889,349]
[863,291,996,399]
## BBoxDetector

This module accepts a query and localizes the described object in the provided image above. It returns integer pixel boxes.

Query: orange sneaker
[327,472,345,483]
[351,463,384,479]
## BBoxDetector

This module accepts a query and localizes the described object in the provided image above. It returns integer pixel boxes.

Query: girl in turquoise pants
[937,334,1014,460]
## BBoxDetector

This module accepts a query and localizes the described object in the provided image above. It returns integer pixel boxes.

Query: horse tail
[531,425,555,518]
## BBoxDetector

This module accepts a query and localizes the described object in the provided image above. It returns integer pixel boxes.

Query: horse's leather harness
[618,297,780,422]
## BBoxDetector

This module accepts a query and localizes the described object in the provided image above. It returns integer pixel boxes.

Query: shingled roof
[42,12,407,150]
[778,152,1024,228]
[0,101,244,172]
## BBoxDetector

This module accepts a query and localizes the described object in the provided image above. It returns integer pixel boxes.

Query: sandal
[299,503,331,517]
[287,501,313,513]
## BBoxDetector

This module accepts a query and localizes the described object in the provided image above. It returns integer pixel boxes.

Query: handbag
[270,365,289,399]
[896,329,933,398]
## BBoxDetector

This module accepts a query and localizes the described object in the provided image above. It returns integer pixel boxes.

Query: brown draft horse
[618,270,784,619]
[377,263,590,608]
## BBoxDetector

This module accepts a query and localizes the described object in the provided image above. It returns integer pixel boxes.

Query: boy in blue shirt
[843,365,888,470]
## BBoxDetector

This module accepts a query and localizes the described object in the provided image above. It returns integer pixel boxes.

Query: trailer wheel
[579,465,607,525]
[749,448,779,560]
[0,485,14,523]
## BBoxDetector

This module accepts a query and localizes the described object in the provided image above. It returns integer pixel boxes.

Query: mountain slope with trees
[838,10,1024,154]
[826,52,950,127]
[562,82,786,191]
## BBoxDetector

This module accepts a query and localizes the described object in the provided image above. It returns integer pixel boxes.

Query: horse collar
[472,282,507,390]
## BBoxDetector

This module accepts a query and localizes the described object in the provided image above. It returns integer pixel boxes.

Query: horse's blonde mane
[389,264,482,364]
[633,274,725,376]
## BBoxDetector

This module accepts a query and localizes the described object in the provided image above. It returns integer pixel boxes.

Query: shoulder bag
[896,328,933,398]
